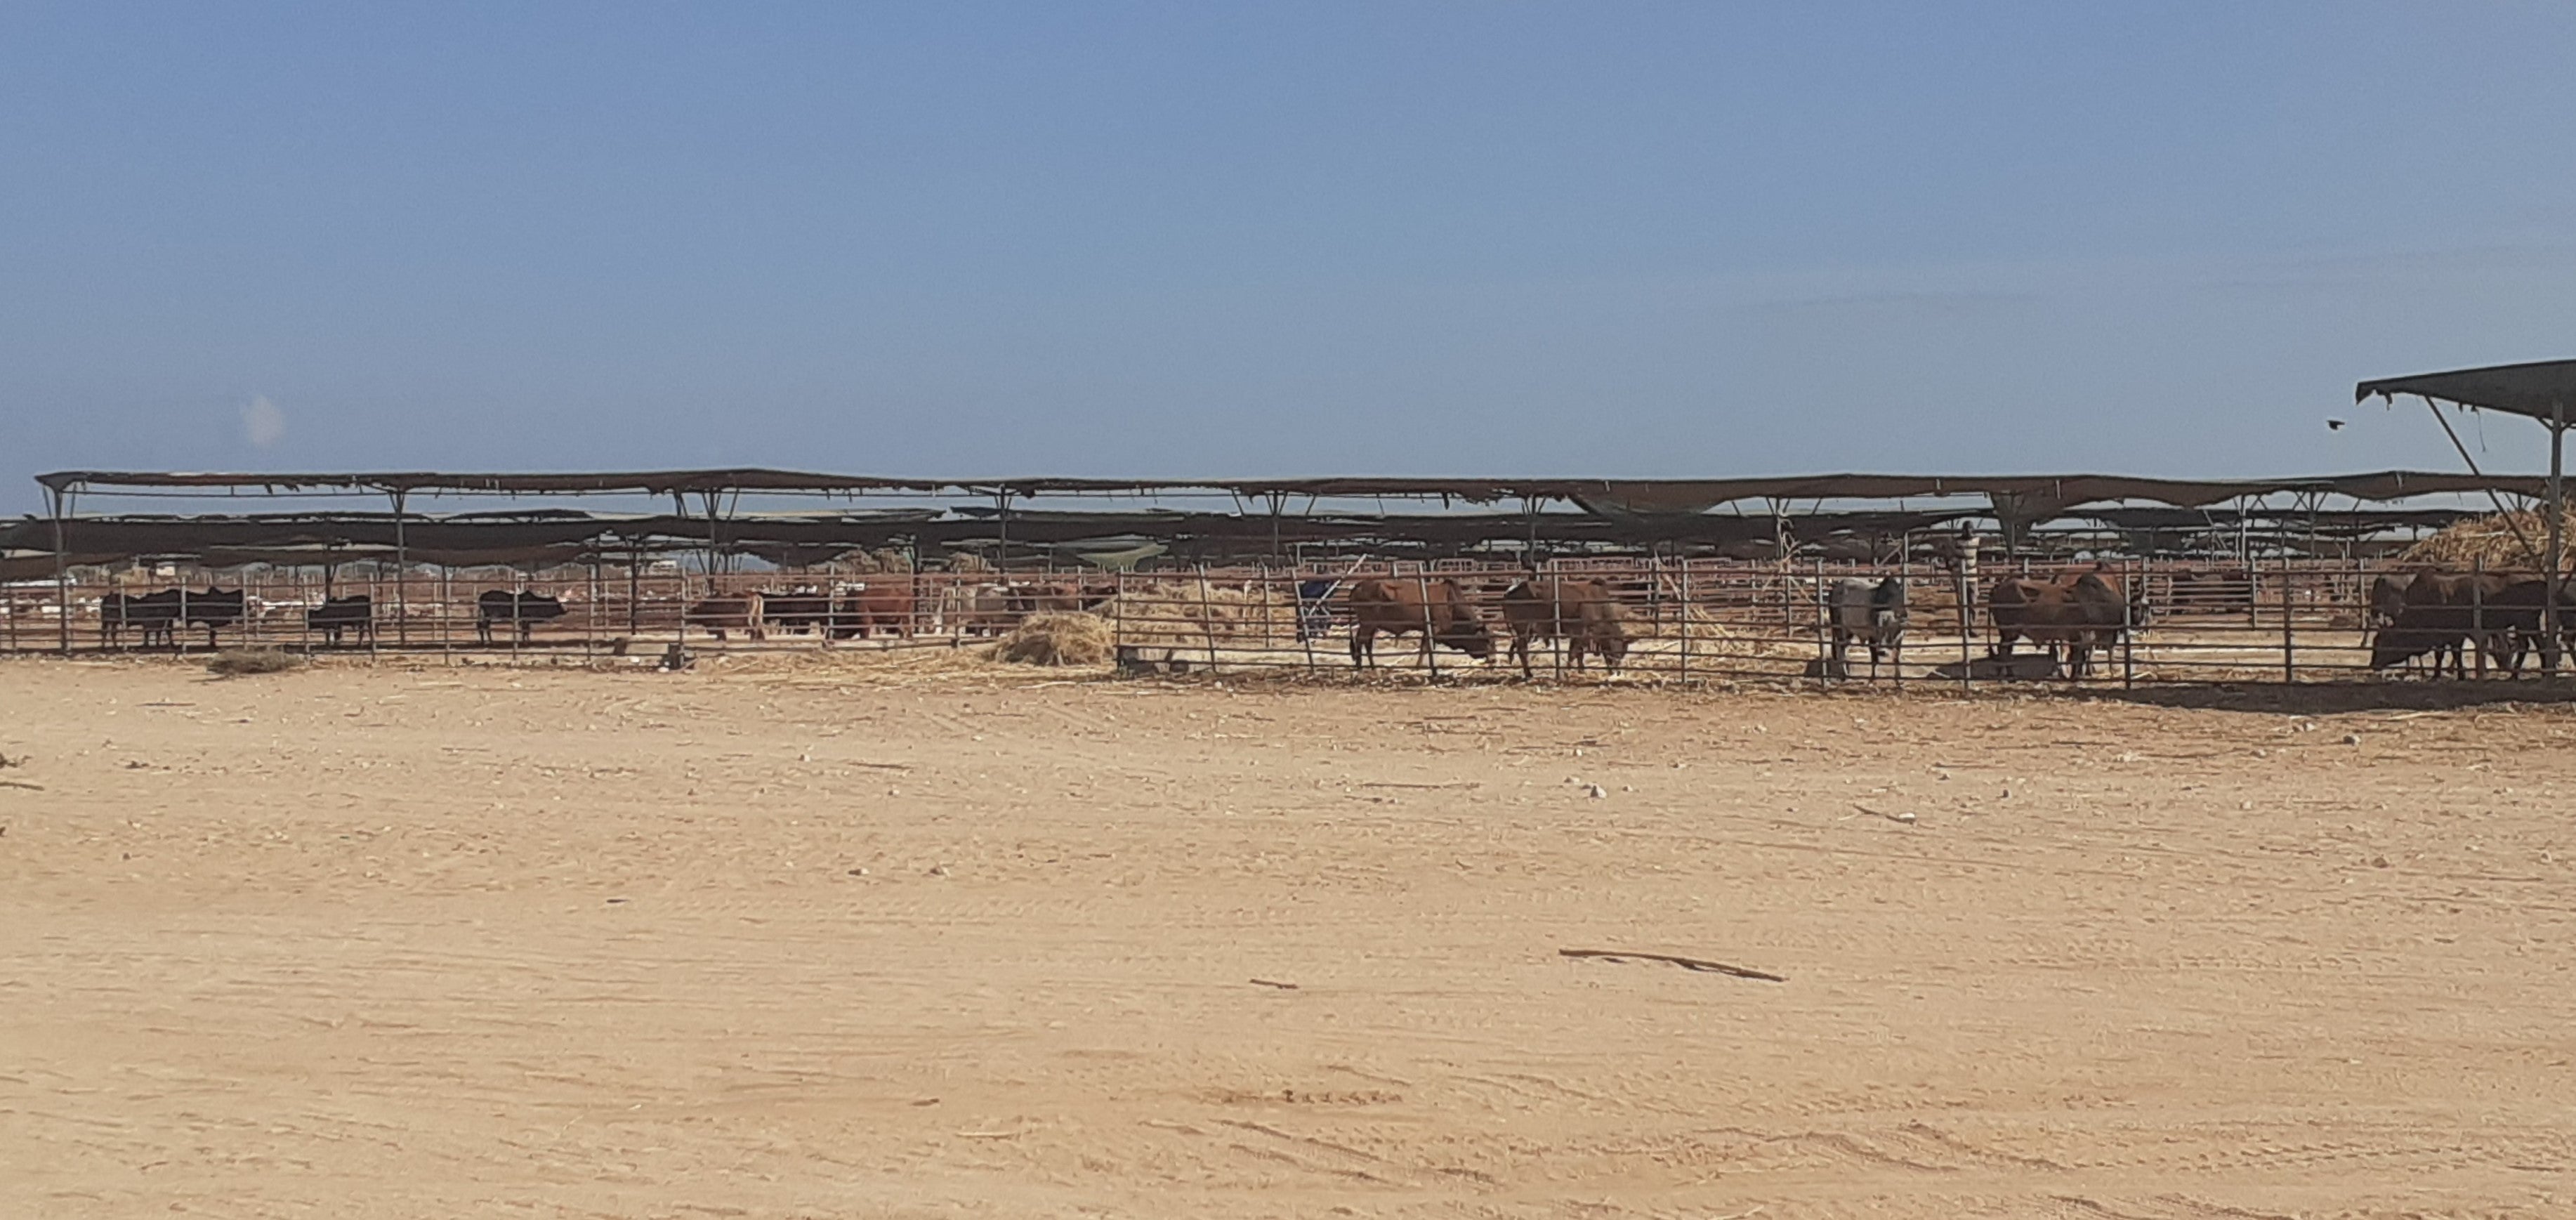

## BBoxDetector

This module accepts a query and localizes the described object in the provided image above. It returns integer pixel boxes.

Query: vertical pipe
[1414,568,1438,679]
[1956,557,1973,693]
[48,486,70,654]
[995,492,1012,577]
[1813,555,1829,682]
[1296,567,1317,675]
[1110,568,1125,662]
[2471,554,2486,681]
[2120,558,2134,690]
[1196,565,1219,674]
[2280,552,2295,684]
[2548,404,2566,675]
[1678,560,1692,685]
[1895,536,1910,690]
[390,489,409,647]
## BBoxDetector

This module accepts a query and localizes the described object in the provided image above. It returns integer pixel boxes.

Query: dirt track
[5,657,2575,1218]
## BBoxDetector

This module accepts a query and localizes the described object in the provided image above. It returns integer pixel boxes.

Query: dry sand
[4,658,2575,1218]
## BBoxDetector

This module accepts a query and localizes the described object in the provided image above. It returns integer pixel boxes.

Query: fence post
[1895,537,1909,691]
[1110,569,1125,657]
[1414,568,1439,679]
[1678,560,1692,685]
[2280,555,2295,684]
[1813,556,1829,683]
[2471,554,2485,680]
[2120,558,2135,690]
[1196,565,1220,674]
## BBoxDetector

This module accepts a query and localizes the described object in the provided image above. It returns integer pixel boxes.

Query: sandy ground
[4,657,2575,1219]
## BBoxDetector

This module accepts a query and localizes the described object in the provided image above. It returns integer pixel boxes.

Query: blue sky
[5,3,2575,512]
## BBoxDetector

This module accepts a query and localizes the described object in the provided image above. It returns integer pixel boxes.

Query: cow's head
[1438,615,1496,661]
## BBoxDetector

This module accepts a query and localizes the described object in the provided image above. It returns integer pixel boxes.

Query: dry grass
[206,648,302,677]
[2398,510,2576,571]
[993,612,1114,666]
[1093,582,1294,646]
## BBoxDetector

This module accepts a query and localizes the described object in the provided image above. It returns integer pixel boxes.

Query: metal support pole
[1956,558,1973,692]
[2120,558,2134,690]
[48,487,70,654]
[1414,568,1438,679]
[2548,405,2567,675]
[390,489,409,646]
[994,492,1013,575]
[1196,565,1219,673]
[2280,553,2295,684]
[1678,560,1692,684]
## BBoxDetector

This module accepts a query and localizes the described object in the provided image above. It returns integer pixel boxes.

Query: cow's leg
[1349,627,1371,668]
[1513,629,1534,680]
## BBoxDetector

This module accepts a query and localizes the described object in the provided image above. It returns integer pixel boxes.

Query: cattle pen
[6,466,2572,688]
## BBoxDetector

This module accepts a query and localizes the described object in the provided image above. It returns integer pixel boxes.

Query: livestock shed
[5,466,2566,686]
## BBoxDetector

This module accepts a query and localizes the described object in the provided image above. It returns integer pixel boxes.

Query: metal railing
[6,557,2569,686]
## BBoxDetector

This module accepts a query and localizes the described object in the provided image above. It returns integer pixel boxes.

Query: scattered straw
[994,612,1114,666]
[206,648,302,677]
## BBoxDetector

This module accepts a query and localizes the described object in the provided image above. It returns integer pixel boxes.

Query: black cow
[306,595,373,645]
[102,589,183,648]
[476,590,567,643]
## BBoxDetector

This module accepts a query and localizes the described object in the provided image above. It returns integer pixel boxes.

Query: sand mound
[2398,511,2576,571]
[994,612,1114,666]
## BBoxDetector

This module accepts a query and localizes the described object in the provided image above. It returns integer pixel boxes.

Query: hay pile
[2398,511,2576,572]
[993,612,1113,666]
[842,547,916,575]
[206,648,301,677]
[1093,582,1294,645]
[945,551,995,574]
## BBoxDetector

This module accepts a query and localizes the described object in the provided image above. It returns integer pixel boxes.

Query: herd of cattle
[69,565,2576,680]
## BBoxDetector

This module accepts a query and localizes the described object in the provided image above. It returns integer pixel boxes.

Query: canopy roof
[2356,359,2576,423]
[33,468,2549,516]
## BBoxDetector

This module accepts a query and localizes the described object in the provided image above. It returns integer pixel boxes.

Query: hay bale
[994,612,1112,666]
[869,547,914,574]
[2398,510,2576,571]
[946,551,994,574]
[206,648,301,677]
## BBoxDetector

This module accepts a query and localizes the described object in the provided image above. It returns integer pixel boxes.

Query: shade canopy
[2356,358,2576,423]
[32,468,2551,516]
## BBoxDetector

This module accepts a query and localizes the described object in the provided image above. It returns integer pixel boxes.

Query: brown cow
[1988,570,2146,679]
[2370,572,2566,678]
[832,581,917,639]
[1347,578,1493,669]
[685,593,765,641]
[1498,577,1629,678]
